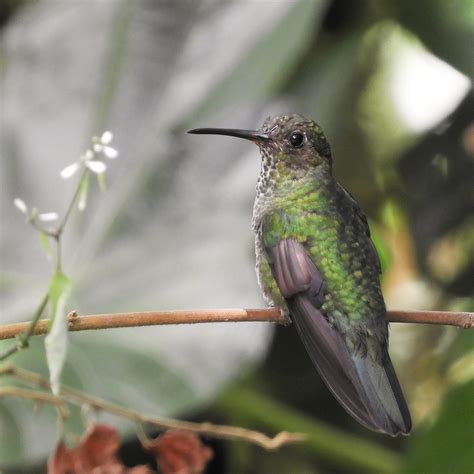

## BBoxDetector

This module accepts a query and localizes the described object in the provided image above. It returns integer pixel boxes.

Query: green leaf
[45,272,71,395]
[402,380,474,474]
[48,272,70,325]
[39,230,51,258]
[368,222,391,273]
[444,328,474,368]
[381,199,404,233]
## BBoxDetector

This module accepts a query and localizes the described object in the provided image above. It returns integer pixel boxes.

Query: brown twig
[0,365,303,451]
[0,308,471,342]
[387,309,473,328]
[0,386,69,419]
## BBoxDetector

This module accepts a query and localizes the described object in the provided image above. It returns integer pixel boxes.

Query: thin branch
[0,308,471,342]
[0,386,69,419]
[0,365,303,451]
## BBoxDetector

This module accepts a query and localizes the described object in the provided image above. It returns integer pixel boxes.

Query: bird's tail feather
[353,352,412,435]
[289,294,411,436]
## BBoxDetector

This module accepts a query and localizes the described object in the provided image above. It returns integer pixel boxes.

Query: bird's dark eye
[289,132,304,148]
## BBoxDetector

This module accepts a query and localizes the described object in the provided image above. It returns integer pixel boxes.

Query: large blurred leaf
[0,335,195,466]
[66,338,195,416]
[398,93,474,296]
[0,402,23,464]
[192,0,328,121]
[392,0,474,77]
[0,0,319,464]
[402,380,474,474]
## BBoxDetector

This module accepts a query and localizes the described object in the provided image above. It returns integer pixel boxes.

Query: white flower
[85,160,106,174]
[13,198,58,222]
[38,212,59,222]
[60,149,107,180]
[101,131,113,144]
[60,131,118,179]
[93,130,118,159]
[14,198,28,214]
[60,162,80,179]
[93,143,118,159]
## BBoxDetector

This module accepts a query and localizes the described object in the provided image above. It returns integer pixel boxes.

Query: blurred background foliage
[0,0,473,472]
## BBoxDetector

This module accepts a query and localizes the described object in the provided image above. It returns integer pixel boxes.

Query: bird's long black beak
[188,127,269,143]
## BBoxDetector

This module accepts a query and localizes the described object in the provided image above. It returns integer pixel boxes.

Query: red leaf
[48,424,154,473]
[127,467,155,474]
[77,424,121,468]
[48,441,75,474]
[149,430,213,474]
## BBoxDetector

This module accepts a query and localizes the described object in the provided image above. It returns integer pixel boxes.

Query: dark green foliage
[402,381,474,474]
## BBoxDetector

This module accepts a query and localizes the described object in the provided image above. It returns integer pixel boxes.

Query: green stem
[58,168,88,235]
[29,219,58,238]
[216,388,402,473]
[0,292,49,361]
[55,237,62,273]
[2,166,86,362]
[54,168,90,273]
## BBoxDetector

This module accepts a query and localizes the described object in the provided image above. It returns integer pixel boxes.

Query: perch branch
[0,308,471,342]
[0,365,303,451]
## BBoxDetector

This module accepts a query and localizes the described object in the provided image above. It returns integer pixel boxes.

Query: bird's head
[188,113,332,177]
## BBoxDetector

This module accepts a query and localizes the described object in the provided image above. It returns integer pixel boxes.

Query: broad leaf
[45,272,71,395]
[402,380,474,474]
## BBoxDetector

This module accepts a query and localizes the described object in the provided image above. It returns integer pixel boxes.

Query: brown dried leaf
[149,430,213,474]
[77,424,121,468]
[48,441,75,474]
[127,467,155,474]
[48,424,155,474]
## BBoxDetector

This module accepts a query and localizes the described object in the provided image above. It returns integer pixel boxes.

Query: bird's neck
[256,154,333,196]
[253,160,334,230]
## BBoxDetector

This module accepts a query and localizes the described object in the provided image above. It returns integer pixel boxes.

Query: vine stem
[0,365,304,451]
[0,308,472,342]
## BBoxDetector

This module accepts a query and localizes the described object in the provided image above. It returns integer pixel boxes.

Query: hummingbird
[188,114,412,435]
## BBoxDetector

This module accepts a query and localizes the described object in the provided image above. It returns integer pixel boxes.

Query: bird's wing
[263,215,411,435]
[266,238,385,432]
[336,183,381,274]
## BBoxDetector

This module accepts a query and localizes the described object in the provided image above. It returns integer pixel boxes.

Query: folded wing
[266,238,411,435]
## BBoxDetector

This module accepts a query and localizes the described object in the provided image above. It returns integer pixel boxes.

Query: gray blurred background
[1,0,473,472]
